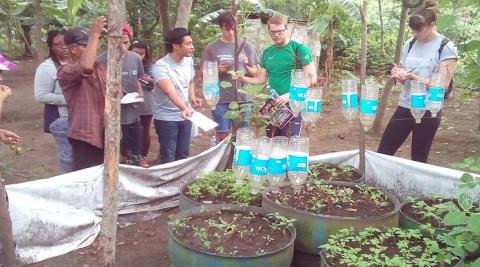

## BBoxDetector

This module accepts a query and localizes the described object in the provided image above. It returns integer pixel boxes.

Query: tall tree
[378,0,384,54]
[101,0,125,265]
[372,0,411,133]
[155,0,171,55]
[33,0,42,59]
[175,0,193,28]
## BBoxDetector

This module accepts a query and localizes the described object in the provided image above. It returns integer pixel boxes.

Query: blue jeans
[211,103,250,132]
[49,117,74,173]
[154,119,192,164]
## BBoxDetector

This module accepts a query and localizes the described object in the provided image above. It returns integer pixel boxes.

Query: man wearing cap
[57,17,107,171]
[152,27,202,164]
[96,24,148,167]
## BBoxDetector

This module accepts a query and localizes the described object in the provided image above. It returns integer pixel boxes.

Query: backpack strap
[437,36,450,61]
[407,37,417,54]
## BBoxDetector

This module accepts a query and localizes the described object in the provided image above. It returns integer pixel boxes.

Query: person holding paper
[151,28,202,164]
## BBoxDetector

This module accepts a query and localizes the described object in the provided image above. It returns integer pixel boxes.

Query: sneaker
[138,158,149,168]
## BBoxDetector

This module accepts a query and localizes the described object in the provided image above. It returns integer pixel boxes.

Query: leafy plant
[320,226,459,267]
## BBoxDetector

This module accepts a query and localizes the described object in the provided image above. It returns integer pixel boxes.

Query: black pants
[377,106,442,163]
[121,120,143,157]
[68,138,104,171]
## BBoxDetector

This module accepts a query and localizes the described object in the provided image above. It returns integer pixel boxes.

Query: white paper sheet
[121,92,144,104]
[188,111,218,131]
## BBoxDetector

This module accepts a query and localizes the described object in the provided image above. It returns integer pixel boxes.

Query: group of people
[1,7,457,174]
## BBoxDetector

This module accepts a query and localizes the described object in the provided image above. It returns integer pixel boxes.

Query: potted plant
[168,204,296,267]
[308,163,364,183]
[262,181,400,255]
[400,194,457,234]
[320,226,462,266]
[180,170,261,211]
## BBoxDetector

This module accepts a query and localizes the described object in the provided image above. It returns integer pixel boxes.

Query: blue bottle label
[411,93,426,109]
[268,157,287,175]
[428,87,444,102]
[234,148,251,166]
[342,93,358,108]
[249,156,268,176]
[360,99,378,115]
[203,82,220,97]
[287,154,308,172]
[303,100,322,113]
[289,86,307,101]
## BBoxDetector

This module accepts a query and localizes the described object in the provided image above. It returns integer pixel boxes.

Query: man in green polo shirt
[238,14,317,137]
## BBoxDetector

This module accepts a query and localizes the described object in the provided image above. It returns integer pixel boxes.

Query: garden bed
[308,163,363,183]
[180,170,261,210]
[320,227,462,267]
[400,195,456,230]
[168,204,296,267]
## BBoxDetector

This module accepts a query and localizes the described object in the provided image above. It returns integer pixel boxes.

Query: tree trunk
[33,0,42,59]
[372,0,410,134]
[155,0,171,55]
[358,0,368,174]
[20,25,34,57]
[324,19,334,90]
[101,0,125,265]
[175,0,193,28]
[0,180,17,267]
[378,0,385,54]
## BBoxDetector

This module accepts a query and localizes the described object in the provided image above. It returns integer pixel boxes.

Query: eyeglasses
[268,29,286,36]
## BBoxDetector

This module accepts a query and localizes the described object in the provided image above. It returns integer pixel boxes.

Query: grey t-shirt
[138,67,154,116]
[398,34,458,108]
[97,51,145,124]
[151,55,195,121]
[201,39,258,103]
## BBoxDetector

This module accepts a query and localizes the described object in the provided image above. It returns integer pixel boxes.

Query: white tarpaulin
[5,147,475,264]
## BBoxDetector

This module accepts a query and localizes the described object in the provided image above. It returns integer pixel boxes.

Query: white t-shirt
[152,54,195,121]
[398,34,458,108]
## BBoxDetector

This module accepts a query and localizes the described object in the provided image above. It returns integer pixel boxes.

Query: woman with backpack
[377,8,458,163]
[34,30,73,172]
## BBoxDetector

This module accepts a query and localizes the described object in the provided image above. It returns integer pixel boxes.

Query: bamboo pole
[100,0,125,265]
[358,0,368,173]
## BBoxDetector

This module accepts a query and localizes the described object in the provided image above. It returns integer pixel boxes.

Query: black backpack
[406,37,454,98]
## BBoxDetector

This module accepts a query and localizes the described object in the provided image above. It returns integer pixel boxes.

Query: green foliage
[320,227,459,266]
[185,170,261,205]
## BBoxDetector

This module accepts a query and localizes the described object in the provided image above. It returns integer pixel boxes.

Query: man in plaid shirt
[58,17,107,171]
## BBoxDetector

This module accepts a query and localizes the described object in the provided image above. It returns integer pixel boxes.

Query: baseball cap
[123,24,133,38]
[0,53,16,71]
[64,27,89,45]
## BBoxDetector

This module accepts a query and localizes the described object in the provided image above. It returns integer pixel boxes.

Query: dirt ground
[0,59,479,266]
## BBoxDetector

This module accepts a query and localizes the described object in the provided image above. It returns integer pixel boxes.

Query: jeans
[154,119,192,164]
[211,103,250,132]
[377,106,442,163]
[68,138,104,171]
[121,120,143,157]
[49,117,73,173]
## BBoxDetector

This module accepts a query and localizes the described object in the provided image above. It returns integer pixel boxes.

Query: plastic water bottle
[410,80,427,123]
[203,61,220,109]
[289,69,307,116]
[288,136,309,193]
[427,71,444,118]
[301,87,322,124]
[359,84,379,131]
[249,136,271,194]
[233,128,254,184]
[267,136,288,191]
[209,134,217,147]
[341,78,358,122]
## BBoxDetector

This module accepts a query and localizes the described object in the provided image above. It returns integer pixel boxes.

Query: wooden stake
[101,1,125,265]
[358,0,368,174]
[0,179,17,267]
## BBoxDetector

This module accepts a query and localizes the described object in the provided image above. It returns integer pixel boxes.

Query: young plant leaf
[458,192,473,211]
[228,101,239,110]
[467,214,480,234]
[444,211,467,226]
[220,81,232,88]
